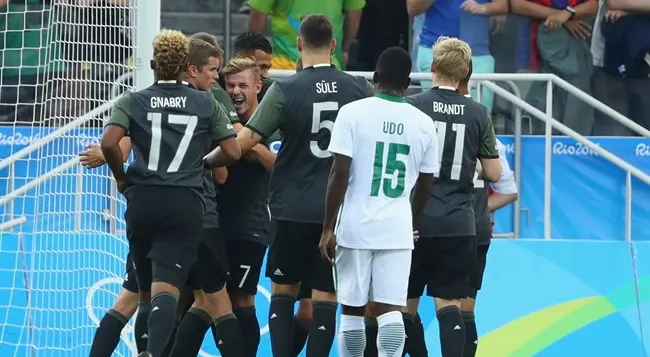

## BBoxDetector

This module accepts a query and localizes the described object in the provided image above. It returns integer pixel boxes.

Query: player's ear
[150,59,156,71]
[430,62,436,74]
[187,64,198,78]
[404,76,411,90]
[330,38,337,55]
[372,71,378,85]
[297,37,303,53]
[255,79,263,94]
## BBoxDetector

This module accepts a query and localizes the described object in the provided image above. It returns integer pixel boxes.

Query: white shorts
[334,246,412,307]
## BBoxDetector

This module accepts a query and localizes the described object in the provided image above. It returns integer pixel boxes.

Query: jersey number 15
[147,112,198,173]
[371,141,411,198]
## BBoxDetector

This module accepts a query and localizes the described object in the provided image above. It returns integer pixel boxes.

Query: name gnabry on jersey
[150,96,187,109]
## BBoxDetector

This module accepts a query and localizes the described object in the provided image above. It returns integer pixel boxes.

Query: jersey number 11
[370,141,411,198]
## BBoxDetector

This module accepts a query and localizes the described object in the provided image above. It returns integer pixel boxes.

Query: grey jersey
[107,81,236,203]
[246,65,374,223]
[474,181,491,244]
[202,170,219,228]
[406,87,499,237]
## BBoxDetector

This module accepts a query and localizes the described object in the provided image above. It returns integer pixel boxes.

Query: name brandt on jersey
[433,101,465,115]
[150,96,187,109]
[316,81,338,94]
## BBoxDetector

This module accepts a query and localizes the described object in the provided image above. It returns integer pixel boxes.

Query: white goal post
[0,1,158,356]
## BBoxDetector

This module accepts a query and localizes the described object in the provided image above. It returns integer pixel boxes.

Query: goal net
[0,1,137,356]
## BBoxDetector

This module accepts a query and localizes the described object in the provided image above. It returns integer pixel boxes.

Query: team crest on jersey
[268,140,281,154]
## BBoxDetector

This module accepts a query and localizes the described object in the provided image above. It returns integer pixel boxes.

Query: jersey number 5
[147,113,198,172]
[311,102,338,158]
[435,121,466,180]
[371,141,411,198]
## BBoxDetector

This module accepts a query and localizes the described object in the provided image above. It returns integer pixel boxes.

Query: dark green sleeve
[210,98,237,143]
[478,117,499,159]
[105,91,132,132]
[211,85,240,124]
[258,78,275,102]
[247,82,285,139]
[364,80,375,97]
[265,130,282,143]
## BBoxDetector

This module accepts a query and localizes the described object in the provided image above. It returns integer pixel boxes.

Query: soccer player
[458,63,518,357]
[320,46,438,357]
[218,57,280,357]
[166,38,245,357]
[404,37,502,357]
[204,14,374,357]
[233,32,273,80]
[100,30,241,357]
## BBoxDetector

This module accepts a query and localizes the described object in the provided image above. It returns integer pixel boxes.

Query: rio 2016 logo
[86,277,272,357]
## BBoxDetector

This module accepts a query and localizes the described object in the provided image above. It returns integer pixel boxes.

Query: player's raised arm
[489,140,518,210]
[207,97,242,166]
[477,109,502,182]
[79,136,132,169]
[100,92,132,187]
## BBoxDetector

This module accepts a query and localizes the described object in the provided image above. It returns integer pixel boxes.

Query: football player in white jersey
[318,47,439,357]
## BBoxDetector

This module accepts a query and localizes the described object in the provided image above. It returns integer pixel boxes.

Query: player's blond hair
[222,57,261,80]
[432,37,472,83]
[153,30,189,81]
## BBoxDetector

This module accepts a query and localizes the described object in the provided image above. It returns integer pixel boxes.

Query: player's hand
[79,144,105,169]
[319,230,336,264]
[115,177,127,195]
[461,0,486,14]
[545,10,572,30]
[564,20,591,40]
[606,10,627,22]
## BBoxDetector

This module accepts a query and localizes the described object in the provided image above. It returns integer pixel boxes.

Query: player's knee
[434,297,461,311]
[112,289,139,318]
[271,282,300,297]
[404,298,420,315]
[151,261,184,294]
[460,297,476,312]
[311,289,336,303]
[205,287,234,318]
[229,291,255,309]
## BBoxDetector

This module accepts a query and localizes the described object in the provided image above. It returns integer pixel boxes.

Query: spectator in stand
[511,0,598,135]
[460,0,509,111]
[355,0,409,71]
[248,0,365,70]
[407,0,461,90]
[591,0,650,134]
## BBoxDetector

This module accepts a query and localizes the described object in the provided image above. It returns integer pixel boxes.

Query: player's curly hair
[222,57,261,80]
[431,37,472,83]
[152,30,189,81]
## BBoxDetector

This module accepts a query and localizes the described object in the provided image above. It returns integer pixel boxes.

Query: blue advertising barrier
[1,127,650,356]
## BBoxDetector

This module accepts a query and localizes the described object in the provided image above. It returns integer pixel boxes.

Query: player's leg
[371,249,413,357]
[306,223,339,357]
[336,247,372,357]
[403,240,431,357]
[130,186,203,357]
[427,236,477,357]
[460,243,489,357]
[265,220,309,357]
[292,282,313,357]
[89,257,140,357]
[160,288,193,357]
[225,238,267,357]
[363,303,379,357]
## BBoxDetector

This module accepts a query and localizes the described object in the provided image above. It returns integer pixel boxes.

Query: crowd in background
[0,0,649,136]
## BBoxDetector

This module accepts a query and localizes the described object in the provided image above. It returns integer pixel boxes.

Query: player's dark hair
[373,47,412,91]
[152,30,189,81]
[187,38,220,69]
[460,59,474,85]
[234,33,273,57]
[299,14,334,50]
[296,57,303,72]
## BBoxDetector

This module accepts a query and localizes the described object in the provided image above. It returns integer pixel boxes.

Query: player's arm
[101,93,132,182]
[489,140,518,211]
[477,113,502,182]
[207,98,242,166]
[247,131,281,171]
[323,107,355,234]
[412,126,439,223]
[343,0,364,60]
[205,82,285,168]
[248,0,274,34]
[79,137,132,169]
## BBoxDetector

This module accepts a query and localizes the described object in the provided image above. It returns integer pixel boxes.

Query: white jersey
[327,95,439,250]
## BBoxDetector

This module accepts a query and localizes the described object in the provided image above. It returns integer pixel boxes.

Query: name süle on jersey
[316,80,338,94]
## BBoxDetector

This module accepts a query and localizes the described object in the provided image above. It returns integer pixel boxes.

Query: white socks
[376,311,406,357]
[338,314,366,357]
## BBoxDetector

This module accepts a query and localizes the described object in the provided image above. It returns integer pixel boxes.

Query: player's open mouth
[233,98,245,107]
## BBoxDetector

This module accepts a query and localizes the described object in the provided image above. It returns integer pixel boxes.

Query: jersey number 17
[371,141,411,198]
[147,112,198,172]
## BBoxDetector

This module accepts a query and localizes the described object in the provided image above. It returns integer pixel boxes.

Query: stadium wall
[1,127,650,356]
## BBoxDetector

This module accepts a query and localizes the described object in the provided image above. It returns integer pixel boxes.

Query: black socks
[134,302,151,352]
[234,306,261,357]
[146,293,178,357]
[462,312,478,357]
[89,309,128,357]
[306,301,338,357]
[214,313,245,357]
[269,294,296,357]
[437,306,465,357]
[169,307,212,357]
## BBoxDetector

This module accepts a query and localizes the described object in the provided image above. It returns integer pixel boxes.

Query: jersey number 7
[311,102,338,158]
[147,112,198,172]
[371,141,411,198]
